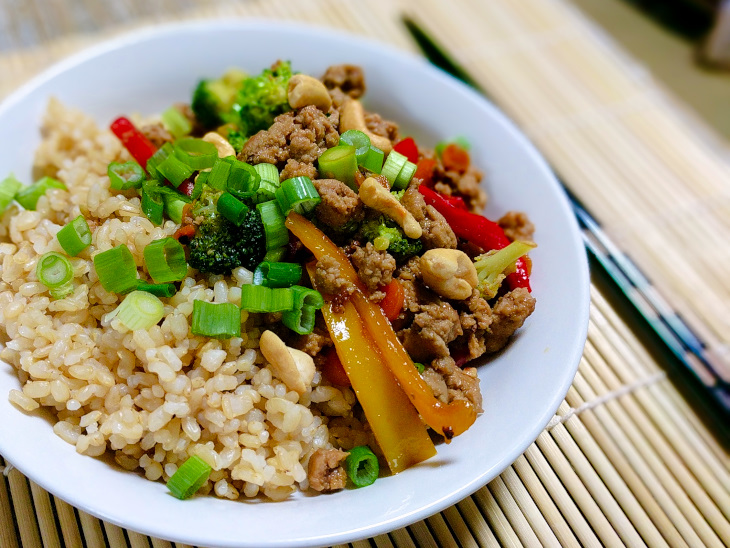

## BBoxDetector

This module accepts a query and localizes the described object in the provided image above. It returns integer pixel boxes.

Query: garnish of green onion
[281,285,324,335]
[191,300,241,339]
[381,150,408,187]
[225,158,260,198]
[191,172,207,200]
[318,145,358,190]
[263,247,287,263]
[36,251,74,299]
[15,176,67,210]
[253,262,302,288]
[339,130,371,163]
[141,183,164,226]
[173,138,218,170]
[207,157,232,191]
[240,285,294,313]
[256,200,289,250]
[161,106,193,139]
[93,244,138,294]
[162,192,190,225]
[156,154,194,188]
[275,177,321,216]
[166,455,212,500]
[360,145,384,174]
[143,238,187,283]
[107,290,165,330]
[217,192,249,225]
[0,174,22,216]
[435,136,471,157]
[146,142,174,180]
[392,160,417,191]
[107,161,145,191]
[345,446,379,488]
[56,215,92,256]
[135,282,177,298]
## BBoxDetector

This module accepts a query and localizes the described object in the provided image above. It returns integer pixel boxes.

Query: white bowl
[0,20,589,548]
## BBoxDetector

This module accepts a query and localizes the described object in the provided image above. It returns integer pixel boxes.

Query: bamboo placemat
[0,0,729,547]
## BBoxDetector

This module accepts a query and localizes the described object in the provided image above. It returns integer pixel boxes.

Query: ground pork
[321,64,366,98]
[314,255,355,300]
[292,322,333,357]
[279,159,319,181]
[425,356,483,412]
[498,211,535,243]
[350,242,396,292]
[140,122,173,149]
[312,179,364,228]
[239,105,339,180]
[401,179,458,249]
[308,448,349,492]
[364,112,399,142]
[432,163,488,213]
[484,288,536,353]
[400,302,462,362]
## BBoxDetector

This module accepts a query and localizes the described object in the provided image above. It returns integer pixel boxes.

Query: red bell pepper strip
[419,185,531,291]
[110,117,157,167]
[444,194,468,210]
[379,279,405,321]
[393,137,419,164]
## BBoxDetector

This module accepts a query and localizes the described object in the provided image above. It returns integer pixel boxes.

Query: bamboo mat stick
[498,466,562,547]
[425,512,460,548]
[352,540,372,548]
[455,496,501,547]
[471,487,522,547]
[54,497,83,548]
[150,536,173,548]
[104,521,130,548]
[441,505,479,548]
[510,455,580,546]
[128,529,152,548]
[406,520,438,548]
[29,480,61,548]
[552,391,670,548]
[373,533,396,548]
[488,477,545,546]
[79,510,108,548]
[565,373,699,547]
[0,463,19,548]
[6,469,41,548]
[389,527,416,548]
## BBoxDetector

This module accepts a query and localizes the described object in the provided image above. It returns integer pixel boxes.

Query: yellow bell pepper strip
[286,211,478,440]
[312,274,436,472]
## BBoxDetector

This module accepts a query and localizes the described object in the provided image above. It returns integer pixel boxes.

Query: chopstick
[401,16,730,415]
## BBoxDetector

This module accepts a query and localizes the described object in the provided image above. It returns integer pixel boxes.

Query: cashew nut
[259,330,315,395]
[202,131,236,159]
[287,74,333,111]
[339,99,393,154]
[420,249,478,300]
[359,177,422,239]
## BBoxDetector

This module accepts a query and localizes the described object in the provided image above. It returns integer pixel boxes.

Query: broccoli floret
[225,129,246,155]
[359,216,423,263]
[188,187,266,274]
[191,68,248,129]
[475,241,535,299]
[232,60,293,135]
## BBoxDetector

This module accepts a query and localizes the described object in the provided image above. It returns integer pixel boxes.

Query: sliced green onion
[146,142,174,180]
[36,252,74,299]
[109,290,165,330]
[414,362,425,374]
[381,151,408,187]
[207,158,232,191]
[56,215,92,256]
[392,160,417,191]
[107,162,145,191]
[435,136,471,157]
[143,238,187,283]
[318,145,358,190]
[0,174,22,217]
[360,145,384,174]
[156,154,194,188]
[339,130,371,163]
[253,163,279,186]
[281,285,324,335]
[141,183,164,225]
[166,455,212,500]
[345,446,379,488]
[191,172,207,200]
[15,176,67,210]
[256,200,289,250]
[275,177,320,216]
[93,244,138,294]
[240,285,294,313]
[253,262,302,288]
[161,106,193,139]
[225,158,260,198]
[191,300,241,339]
[217,192,249,225]
[135,282,177,298]
[162,192,190,224]
[174,138,218,170]
[263,247,287,263]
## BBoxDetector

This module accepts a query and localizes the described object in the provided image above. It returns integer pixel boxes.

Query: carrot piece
[441,143,470,173]
[173,224,195,241]
[321,347,351,387]
[379,279,404,322]
[414,158,436,186]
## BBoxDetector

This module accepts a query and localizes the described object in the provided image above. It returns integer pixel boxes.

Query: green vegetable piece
[15,176,67,209]
[0,174,22,217]
[475,241,536,299]
[318,145,358,190]
[166,455,212,500]
[144,238,187,283]
[161,106,192,138]
[57,215,92,257]
[109,290,165,331]
[191,300,242,339]
[345,446,379,488]
[36,251,74,299]
[93,244,138,294]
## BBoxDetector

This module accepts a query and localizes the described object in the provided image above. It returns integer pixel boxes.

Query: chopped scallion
[191,300,241,339]
[263,247,287,263]
[107,162,145,191]
[141,181,164,225]
[156,154,194,188]
[135,282,177,298]
[339,130,371,163]
[381,150,408,187]
[217,192,249,226]
[360,145,384,174]
[345,446,379,488]
[15,176,67,210]
[146,142,174,180]
[318,145,358,190]
[93,244,138,294]
[174,138,218,170]
[275,177,320,216]
[36,251,74,299]
[392,160,417,191]
[143,238,187,283]
[0,174,22,217]
[240,285,294,313]
[253,262,302,288]
[109,290,165,330]
[162,192,190,225]
[207,158,232,191]
[56,215,92,256]
[166,455,211,500]
[281,285,324,335]
[161,106,193,139]
[256,200,289,250]
[225,158,260,198]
